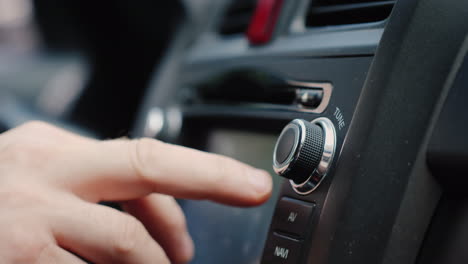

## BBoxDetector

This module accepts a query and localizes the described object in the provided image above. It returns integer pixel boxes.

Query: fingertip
[176,234,194,264]
[248,169,272,195]
[246,169,273,205]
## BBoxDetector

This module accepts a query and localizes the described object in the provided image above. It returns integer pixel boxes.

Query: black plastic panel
[131,1,468,263]
[427,52,468,196]
[322,0,468,263]
[417,197,468,264]
[176,56,372,264]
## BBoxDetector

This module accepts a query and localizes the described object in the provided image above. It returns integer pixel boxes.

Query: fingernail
[180,234,194,263]
[248,169,272,194]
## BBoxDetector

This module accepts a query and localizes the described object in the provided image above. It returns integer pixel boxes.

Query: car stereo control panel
[246,60,369,264]
[261,116,341,263]
[141,56,373,264]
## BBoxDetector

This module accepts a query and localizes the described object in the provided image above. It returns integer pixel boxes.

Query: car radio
[141,56,372,263]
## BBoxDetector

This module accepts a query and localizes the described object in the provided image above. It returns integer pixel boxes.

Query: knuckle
[128,138,165,183]
[1,141,51,170]
[35,244,56,264]
[0,121,54,149]
[165,211,187,232]
[6,141,35,156]
[112,214,146,256]
[0,185,47,207]
[2,142,30,161]
[7,227,49,263]
[15,121,58,137]
[20,120,51,131]
[10,121,66,143]
[213,155,237,181]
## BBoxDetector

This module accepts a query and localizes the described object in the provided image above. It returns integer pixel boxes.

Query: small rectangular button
[271,197,315,238]
[261,233,302,264]
[296,88,323,108]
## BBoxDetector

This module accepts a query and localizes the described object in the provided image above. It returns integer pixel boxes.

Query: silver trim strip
[287,80,333,113]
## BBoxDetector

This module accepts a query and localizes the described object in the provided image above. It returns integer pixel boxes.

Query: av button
[272,197,315,239]
[262,233,302,264]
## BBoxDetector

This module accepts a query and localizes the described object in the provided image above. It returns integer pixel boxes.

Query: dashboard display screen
[181,129,282,264]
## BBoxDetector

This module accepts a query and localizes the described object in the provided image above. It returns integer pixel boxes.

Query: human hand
[0,121,272,263]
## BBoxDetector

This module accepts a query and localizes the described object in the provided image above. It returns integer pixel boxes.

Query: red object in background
[247,0,284,45]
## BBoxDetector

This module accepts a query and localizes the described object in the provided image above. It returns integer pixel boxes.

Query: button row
[261,197,316,264]
[271,197,316,239]
[262,233,302,264]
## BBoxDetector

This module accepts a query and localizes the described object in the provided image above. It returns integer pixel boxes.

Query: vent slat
[306,0,395,27]
[219,0,257,36]
[314,0,393,6]
[219,13,253,35]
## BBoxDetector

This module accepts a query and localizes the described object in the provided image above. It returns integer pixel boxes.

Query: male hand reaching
[0,121,272,264]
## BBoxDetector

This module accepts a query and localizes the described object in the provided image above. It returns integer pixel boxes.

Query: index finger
[55,138,272,206]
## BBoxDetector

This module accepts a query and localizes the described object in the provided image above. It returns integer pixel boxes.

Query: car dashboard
[133,0,468,263]
[2,0,468,263]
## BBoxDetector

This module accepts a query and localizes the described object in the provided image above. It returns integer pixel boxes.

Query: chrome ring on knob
[290,117,336,195]
[273,119,305,176]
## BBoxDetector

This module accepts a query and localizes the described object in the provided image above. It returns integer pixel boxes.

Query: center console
[132,0,468,263]
[141,55,372,263]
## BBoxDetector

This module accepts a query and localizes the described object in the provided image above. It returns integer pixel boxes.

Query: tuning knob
[273,118,336,194]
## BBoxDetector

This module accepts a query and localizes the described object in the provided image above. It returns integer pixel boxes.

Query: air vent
[183,69,332,113]
[306,0,395,27]
[218,0,257,35]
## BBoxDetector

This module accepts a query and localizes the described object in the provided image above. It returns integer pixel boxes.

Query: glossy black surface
[276,128,296,164]
[271,197,316,239]
[275,120,324,183]
[262,233,303,264]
